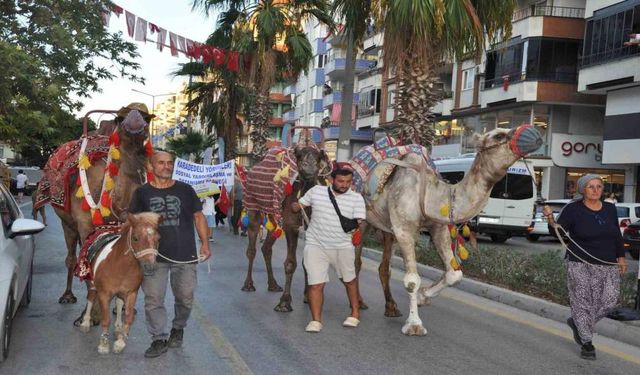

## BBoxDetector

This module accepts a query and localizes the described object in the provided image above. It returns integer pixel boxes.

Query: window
[490,174,534,200]
[462,68,475,90]
[317,54,328,68]
[358,88,381,116]
[484,42,524,89]
[582,4,640,66]
[387,89,395,107]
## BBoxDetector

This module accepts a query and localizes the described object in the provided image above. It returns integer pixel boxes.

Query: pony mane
[134,212,161,227]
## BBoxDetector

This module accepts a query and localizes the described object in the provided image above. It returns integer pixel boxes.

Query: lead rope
[550,223,619,266]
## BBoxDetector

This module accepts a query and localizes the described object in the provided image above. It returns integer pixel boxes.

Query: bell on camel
[458,245,469,260]
[462,224,471,237]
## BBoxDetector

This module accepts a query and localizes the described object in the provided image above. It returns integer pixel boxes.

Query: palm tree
[166,130,216,163]
[334,0,515,151]
[192,0,334,162]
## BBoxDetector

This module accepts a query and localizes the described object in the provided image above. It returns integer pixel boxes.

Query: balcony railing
[580,45,640,68]
[482,70,578,90]
[512,6,585,22]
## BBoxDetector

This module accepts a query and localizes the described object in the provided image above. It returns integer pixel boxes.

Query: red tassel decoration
[101,191,112,207]
[284,181,293,196]
[457,235,465,245]
[107,162,119,176]
[75,174,82,187]
[109,131,121,147]
[81,199,91,211]
[144,141,154,157]
[92,210,104,225]
[146,171,155,183]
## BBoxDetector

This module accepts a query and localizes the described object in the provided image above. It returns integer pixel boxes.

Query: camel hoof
[359,300,369,310]
[417,295,431,307]
[402,324,427,336]
[273,303,293,313]
[98,344,110,355]
[78,324,90,333]
[267,284,283,292]
[241,283,256,292]
[113,339,126,354]
[59,292,77,304]
[384,305,402,318]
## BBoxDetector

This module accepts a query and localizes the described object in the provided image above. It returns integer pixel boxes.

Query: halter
[125,228,159,259]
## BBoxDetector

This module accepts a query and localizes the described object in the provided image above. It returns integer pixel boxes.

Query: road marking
[360,259,640,365]
[192,302,254,375]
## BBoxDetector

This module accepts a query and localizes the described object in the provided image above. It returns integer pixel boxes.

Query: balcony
[512,6,584,22]
[283,110,297,123]
[312,68,325,86]
[580,45,640,68]
[323,91,360,108]
[314,38,327,55]
[283,84,296,96]
[309,99,323,114]
[325,58,376,79]
[362,30,383,55]
[482,70,577,90]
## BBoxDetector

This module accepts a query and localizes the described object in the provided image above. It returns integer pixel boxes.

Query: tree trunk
[336,31,356,162]
[393,56,441,149]
[249,90,270,162]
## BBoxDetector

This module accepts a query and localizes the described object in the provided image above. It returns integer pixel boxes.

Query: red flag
[149,23,160,33]
[217,184,231,216]
[227,51,240,72]
[112,5,123,16]
[125,11,136,38]
[212,47,225,66]
[201,45,213,65]
[169,32,178,56]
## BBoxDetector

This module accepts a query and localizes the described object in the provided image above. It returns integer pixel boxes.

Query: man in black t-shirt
[129,151,211,358]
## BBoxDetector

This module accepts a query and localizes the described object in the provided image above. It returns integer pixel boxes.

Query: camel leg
[59,221,79,304]
[242,210,262,291]
[353,222,368,310]
[394,229,426,336]
[380,232,402,317]
[261,234,282,292]
[113,293,136,354]
[274,226,299,312]
[418,223,463,303]
[97,292,112,354]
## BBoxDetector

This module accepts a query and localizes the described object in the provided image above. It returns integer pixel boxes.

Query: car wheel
[20,260,33,307]
[1,290,14,362]
[630,248,639,261]
[526,234,540,242]
[490,233,509,243]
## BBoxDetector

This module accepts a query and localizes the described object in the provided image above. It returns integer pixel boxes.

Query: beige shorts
[303,244,356,285]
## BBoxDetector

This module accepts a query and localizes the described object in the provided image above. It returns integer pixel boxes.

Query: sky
[77,0,216,122]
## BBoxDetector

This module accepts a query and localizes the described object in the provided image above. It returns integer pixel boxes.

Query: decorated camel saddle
[349,136,438,203]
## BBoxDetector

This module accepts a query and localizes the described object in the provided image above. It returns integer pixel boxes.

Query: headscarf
[576,174,602,195]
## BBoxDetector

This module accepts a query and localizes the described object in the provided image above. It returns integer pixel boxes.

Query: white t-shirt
[299,185,366,249]
[16,174,28,189]
[201,196,215,215]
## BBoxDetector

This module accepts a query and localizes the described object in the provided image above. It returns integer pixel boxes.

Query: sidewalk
[361,247,640,349]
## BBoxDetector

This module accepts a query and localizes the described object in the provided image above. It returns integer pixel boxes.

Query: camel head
[294,145,330,182]
[117,109,150,147]
[473,124,542,165]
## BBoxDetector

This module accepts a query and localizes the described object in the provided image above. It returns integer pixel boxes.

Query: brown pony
[77,212,161,354]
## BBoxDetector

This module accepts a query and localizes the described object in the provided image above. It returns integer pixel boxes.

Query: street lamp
[131,89,174,145]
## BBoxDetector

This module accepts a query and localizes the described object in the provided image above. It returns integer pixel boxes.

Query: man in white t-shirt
[15,170,28,203]
[292,167,366,333]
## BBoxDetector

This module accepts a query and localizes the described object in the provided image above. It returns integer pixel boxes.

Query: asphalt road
[2,204,640,374]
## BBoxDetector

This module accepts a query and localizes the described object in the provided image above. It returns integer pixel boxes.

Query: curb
[362,247,640,349]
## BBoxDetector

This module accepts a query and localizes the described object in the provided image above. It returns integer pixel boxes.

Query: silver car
[0,183,45,362]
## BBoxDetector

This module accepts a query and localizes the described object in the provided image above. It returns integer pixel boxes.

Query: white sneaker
[305,321,322,333]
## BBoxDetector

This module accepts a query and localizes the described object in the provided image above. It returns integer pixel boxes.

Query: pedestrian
[230,175,244,235]
[544,174,627,360]
[214,196,226,227]
[604,192,617,204]
[291,167,366,333]
[201,194,216,241]
[31,181,46,226]
[15,169,28,203]
[128,151,211,358]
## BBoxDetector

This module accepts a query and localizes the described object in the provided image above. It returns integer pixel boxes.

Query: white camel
[355,124,542,335]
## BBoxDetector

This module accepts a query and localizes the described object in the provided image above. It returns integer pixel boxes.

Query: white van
[434,155,537,243]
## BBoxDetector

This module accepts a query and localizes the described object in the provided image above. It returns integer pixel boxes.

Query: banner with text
[172,158,235,197]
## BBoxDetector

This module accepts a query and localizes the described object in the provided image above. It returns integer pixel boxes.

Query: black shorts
[16,187,25,194]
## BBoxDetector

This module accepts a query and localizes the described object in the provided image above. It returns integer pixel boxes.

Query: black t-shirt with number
[129,181,202,262]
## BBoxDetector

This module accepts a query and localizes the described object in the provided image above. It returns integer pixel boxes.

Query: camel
[354,124,542,335]
[37,106,152,304]
[242,134,330,312]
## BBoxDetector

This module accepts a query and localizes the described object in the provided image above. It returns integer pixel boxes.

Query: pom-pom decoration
[81,199,91,211]
[449,226,457,238]
[101,192,112,207]
[109,131,120,147]
[439,204,450,217]
[109,147,120,161]
[241,214,249,228]
[92,209,104,225]
[462,225,471,237]
[75,186,85,199]
[284,181,293,196]
[458,245,469,260]
[105,175,114,191]
[100,206,111,218]
[450,257,460,270]
[146,171,155,183]
[107,162,119,177]
[265,218,275,232]
[75,174,82,187]
[271,227,283,239]
[144,141,154,157]
[78,154,91,170]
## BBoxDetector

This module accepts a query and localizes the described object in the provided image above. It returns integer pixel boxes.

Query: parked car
[615,203,640,235]
[526,199,571,241]
[622,220,640,260]
[0,183,45,362]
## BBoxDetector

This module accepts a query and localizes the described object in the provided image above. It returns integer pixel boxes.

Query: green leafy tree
[166,130,216,163]
[333,0,515,156]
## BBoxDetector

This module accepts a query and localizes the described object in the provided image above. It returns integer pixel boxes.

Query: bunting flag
[135,17,147,42]
[101,10,111,26]
[112,5,123,16]
[212,47,225,66]
[177,36,186,57]
[227,51,240,71]
[169,32,178,56]
[149,22,160,33]
[157,28,167,51]
[125,10,136,37]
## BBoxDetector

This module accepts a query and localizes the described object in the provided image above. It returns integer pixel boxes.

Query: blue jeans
[141,262,197,340]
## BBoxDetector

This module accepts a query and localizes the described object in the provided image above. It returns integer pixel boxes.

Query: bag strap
[327,187,344,218]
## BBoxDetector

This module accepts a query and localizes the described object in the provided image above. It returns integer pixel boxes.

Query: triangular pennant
[125,11,136,38]
[112,5,123,16]
[169,32,178,56]
[149,22,160,34]
[157,28,167,51]
[135,17,148,42]
[177,36,186,56]
[185,39,195,58]
[101,10,111,27]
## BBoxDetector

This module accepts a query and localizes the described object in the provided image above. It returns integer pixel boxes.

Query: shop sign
[551,133,603,168]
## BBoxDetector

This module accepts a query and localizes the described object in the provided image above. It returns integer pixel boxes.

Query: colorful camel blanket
[34,135,111,211]
[349,136,436,202]
[74,226,121,282]
[242,147,298,220]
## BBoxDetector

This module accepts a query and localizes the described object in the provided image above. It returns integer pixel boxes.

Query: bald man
[129,151,211,358]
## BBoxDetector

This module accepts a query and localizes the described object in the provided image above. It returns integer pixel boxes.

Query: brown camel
[242,142,330,313]
[45,109,151,304]
[354,125,542,335]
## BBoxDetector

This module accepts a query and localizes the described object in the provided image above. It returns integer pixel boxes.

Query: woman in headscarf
[544,174,627,360]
